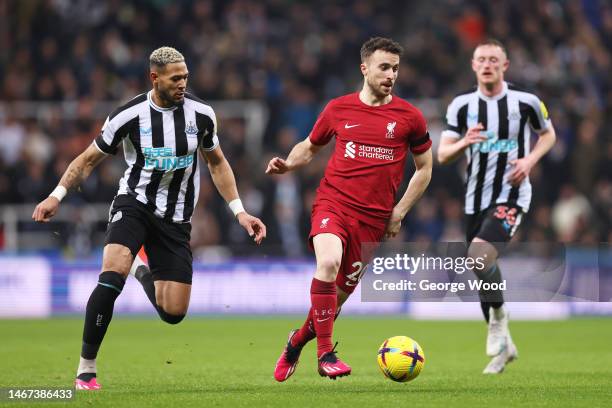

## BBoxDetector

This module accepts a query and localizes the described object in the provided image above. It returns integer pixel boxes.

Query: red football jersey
[309,93,431,229]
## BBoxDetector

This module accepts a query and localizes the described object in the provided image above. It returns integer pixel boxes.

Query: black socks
[81,272,125,359]
[476,263,504,323]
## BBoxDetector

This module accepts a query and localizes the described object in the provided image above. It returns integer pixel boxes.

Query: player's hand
[265,157,290,174]
[32,197,60,223]
[237,212,267,245]
[508,157,533,186]
[384,209,403,239]
[463,123,487,147]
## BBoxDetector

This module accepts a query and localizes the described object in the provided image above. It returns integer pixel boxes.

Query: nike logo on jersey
[316,317,331,323]
[345,123,360,129]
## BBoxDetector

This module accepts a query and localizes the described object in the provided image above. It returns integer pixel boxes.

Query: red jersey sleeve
[408,109,432,154]
[308,101,337,146]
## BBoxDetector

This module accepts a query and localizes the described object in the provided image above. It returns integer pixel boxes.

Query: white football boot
[483,333,518,374]
[486,306,509,357]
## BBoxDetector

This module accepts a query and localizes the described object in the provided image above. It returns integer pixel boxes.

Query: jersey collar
[477,81,508,101]
[148,90,178,112]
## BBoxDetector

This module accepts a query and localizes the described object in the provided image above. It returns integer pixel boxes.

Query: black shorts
[465,203,524,244]
[105,194,193,284]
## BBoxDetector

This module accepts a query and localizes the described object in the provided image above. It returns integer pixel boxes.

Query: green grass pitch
[1,317,611,407]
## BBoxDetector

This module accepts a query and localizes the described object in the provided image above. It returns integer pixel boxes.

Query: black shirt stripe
[490,96,509,206]
[126,117,144,196]
[182,152,198,222]
[472,98,488,212]
[508,104,529,202]
[457,104,468,134]
[145,108,165,211]
[459,104,474,191]
[164,107,188,220]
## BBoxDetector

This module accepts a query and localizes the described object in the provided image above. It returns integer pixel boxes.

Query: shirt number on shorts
[493,205,517,226]
[346,261,367,286]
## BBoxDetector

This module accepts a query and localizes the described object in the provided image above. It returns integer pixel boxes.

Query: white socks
[492,306,506,321]
[77,357,97,376]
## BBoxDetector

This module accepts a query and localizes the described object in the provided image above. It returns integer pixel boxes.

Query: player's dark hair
[475,38,508,57]
[360,37,403,62]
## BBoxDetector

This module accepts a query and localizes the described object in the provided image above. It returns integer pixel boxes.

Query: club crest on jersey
[185,121,198,137]
[320,217,330,228]
[386,121,396,138]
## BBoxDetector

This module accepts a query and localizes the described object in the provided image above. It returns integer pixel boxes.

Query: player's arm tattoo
[58,143,107,191]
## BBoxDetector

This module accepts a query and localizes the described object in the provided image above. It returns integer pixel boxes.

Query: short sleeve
[195,105,219,152]
[94,116,121,155]
[308,102,337,146]
[409,109,432,154]
[199,108,219,151]
[441,97,466,139]
[526,95,552,134]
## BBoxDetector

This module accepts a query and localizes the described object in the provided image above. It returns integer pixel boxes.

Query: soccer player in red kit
[266,37,433,381]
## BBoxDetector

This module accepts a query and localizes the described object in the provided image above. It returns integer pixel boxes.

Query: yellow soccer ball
[377,336,425,382]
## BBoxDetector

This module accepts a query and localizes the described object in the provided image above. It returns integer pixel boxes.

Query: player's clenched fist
[265,157,290,174]
[32,197,60,223]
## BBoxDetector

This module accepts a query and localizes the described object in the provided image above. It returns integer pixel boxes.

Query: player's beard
[368,77,392,99]
[156,85,184,107]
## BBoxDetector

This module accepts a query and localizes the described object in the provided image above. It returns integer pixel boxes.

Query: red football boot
[317,343,351,380]
[274,330,303,382]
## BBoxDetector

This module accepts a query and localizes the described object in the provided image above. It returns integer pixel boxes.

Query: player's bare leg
[154,281,191,322]
[75,244,131,390]
[130,248,190,324]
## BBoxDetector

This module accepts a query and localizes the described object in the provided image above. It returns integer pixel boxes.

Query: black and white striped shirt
[442,81,552,214]
[94,91,219,223]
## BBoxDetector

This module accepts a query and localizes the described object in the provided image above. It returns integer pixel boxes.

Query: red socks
[290,308,316,347]
[308,278,337,357]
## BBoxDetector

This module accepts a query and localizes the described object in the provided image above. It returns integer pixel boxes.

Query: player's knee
[468,243,496,273]
[102,244,133,277]
[156,307,186,325]
[317,256,341,277]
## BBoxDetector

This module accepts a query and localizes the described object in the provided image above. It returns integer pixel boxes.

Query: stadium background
[1,2,611,407]
[0,1,610,316]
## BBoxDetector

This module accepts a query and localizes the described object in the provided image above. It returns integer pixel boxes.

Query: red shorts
[309,203,386,294]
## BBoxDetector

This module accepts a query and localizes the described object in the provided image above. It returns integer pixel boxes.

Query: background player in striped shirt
[267,37,433,381]
[437,39,556,374]
[32,47,266,390]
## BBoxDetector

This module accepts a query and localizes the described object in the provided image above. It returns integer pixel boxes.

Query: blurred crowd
[0,0,610,257]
